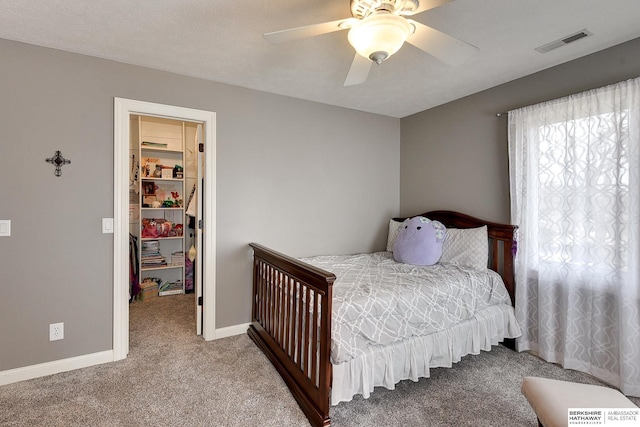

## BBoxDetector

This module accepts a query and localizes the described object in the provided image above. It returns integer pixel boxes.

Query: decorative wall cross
[46,150,71,177]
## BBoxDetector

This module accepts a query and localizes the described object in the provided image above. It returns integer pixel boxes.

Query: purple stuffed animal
[392,216,446,266]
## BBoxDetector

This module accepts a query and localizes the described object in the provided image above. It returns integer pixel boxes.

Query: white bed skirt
[330,304,522,405]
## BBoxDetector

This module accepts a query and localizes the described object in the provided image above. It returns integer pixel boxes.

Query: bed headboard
[393,210,518,307]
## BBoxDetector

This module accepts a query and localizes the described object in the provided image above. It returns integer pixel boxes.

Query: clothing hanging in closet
[129,234,140,301]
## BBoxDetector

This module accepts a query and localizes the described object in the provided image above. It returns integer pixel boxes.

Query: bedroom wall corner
[399,36,640,224]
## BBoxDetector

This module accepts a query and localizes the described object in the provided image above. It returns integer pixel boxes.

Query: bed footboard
[248,243,336,427]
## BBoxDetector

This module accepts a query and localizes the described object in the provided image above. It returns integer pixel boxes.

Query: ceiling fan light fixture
[348,12,411,64]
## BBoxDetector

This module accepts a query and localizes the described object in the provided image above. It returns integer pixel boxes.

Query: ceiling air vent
[535,29,593,53]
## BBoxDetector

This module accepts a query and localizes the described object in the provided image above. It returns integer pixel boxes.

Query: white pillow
[386,219,406,252]
[440,226,488,270]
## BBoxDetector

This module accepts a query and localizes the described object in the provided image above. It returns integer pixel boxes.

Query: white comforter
[301,251,513,365]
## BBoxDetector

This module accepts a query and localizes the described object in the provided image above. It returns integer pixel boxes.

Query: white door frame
[113,98,217,360]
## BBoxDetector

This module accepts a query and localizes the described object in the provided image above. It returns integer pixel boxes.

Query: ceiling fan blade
[406,21,478,66]
[344,53,373,87]
[401,0,453,16]
[263,18,355,44]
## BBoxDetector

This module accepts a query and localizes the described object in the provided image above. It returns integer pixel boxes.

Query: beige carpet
[1,293,637,426]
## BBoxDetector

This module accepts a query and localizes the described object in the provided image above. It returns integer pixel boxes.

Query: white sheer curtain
[508,77,640,397]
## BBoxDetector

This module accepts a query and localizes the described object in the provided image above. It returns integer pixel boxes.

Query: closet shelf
[141,265,184,272]
[133,115,187,299]
[141,177,184,182]
[141,236,183,241]
[140,146,182,154]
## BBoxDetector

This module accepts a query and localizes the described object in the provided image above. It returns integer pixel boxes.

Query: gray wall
[400,37,640,223]
[0,39,400,371]
[3,32,639,375]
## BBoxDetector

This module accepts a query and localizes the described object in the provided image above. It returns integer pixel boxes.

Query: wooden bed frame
[248,210,518,427]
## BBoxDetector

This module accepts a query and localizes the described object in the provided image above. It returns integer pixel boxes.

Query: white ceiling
[2,0,640,118]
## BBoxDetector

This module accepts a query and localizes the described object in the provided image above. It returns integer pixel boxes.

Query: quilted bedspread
[301,251,513,364]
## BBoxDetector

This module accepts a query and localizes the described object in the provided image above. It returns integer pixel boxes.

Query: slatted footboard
[248,243,336,427]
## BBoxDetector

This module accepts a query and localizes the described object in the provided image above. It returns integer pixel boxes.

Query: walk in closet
[129,115,199,302]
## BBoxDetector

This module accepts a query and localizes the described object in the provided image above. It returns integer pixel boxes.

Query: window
[508,77,640,397]
[536,110,630,275]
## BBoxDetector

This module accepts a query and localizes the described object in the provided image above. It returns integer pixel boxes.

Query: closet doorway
[113,98,217,361]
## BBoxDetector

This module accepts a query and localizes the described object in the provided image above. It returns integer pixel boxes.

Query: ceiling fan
[263,0,479,86]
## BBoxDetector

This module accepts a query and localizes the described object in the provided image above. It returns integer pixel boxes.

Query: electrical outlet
[49,322,64,341]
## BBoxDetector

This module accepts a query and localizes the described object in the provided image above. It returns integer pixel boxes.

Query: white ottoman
[521,376,637,427]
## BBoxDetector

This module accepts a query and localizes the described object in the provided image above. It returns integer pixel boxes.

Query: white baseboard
[215,322,250,339]
[1,324,250,386]
[0,350,114,386]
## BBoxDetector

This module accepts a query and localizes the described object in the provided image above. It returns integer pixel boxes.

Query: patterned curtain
[508,77,640,397]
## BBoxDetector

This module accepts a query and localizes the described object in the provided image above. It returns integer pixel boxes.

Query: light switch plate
[0,220,10,237]
[102,218,114,234]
